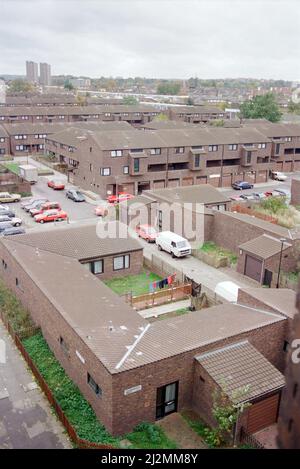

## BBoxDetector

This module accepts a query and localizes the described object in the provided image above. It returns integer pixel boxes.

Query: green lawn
[199,241,237,264]
[23,332,176,449]
[104,270,162,296]
[2,162,20,175]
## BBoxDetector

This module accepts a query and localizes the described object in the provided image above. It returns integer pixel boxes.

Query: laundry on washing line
[149,273,176,292]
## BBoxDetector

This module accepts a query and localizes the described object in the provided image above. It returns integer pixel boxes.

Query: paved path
[0,322,71,449]
[157,413,207,449]
[138,299,191,318]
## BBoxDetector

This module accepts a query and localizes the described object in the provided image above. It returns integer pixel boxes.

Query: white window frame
[113,254,130,271]
[101,167,111,176]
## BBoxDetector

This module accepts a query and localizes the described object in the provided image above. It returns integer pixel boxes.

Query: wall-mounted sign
[76,350,85,364]
[124,385,142,396]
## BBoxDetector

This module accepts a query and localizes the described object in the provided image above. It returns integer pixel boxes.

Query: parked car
[230,195,244,201]
[0,192,21,203]
[251,192,266,200]
[34,209,68,224]
[273,189,289,197]
[0,222,15,233]
[47,179,65,190]
[156,231,191,258]
[66,189,85,202]
[2,227,26,236]
[23,198,48,212]
[107,192,134,204]
[135,224,158,242]
[232,181,254,190]
[0,215,22,226]
[94,203,109,217]
[0,209,15,218]
[271,171,287,181]
[30,202,61,217]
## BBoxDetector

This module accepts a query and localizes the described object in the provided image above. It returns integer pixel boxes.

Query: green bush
[260,196,287,214]
[0,280,35,334]
[126,422,177,449]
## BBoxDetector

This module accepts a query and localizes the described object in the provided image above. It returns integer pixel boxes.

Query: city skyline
[1,0,299,80]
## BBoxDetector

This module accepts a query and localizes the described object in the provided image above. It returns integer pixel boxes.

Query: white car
[156,231,191,258]
[0,215,22,226]
[272,171,287,181]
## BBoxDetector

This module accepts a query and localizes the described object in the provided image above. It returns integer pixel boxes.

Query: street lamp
[276,238,287,289]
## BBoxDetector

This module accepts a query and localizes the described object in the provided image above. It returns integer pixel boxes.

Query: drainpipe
[219,143,225,187]
[166,147,169,188]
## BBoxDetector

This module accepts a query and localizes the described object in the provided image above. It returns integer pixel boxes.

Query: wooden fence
[0,310,114,449]
[128,283,192,310]
[231,204,278,224]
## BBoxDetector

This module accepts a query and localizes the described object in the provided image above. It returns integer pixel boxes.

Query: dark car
[66,189,85,202]
[232,181,254,190]
[0,222,14,232]
[2,227,26,236]
[24,198,48,212]
[0,209,15,218]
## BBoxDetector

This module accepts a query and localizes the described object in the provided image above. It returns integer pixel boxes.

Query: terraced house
[45,125,272,197]
[0,222,294,438]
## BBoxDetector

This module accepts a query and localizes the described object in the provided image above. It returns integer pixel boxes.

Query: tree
[157,81,181,95]
[123,95,138,105]
[8,79,34,93]
[153,113,169,121]
[64,80,74,91]
[76,94,87,106]
[240,93,282,122]
[288,101,300,114]
[186,97,194,106]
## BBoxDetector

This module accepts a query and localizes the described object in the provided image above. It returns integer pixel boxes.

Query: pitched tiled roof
[239,234,292,259]
[196,340,285,402]
[9,221,142,261]
[239,288,297,319]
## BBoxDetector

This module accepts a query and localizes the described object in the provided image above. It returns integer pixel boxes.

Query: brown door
[208,176,220,187]
[153,180,165,189]
[182,177,194,186]
[196,176,207,185]
[275,161,283,171]
[246,393,280,434]
[221,174,232,187]
[283,160,293,172]
[244,255,263,282]
[168,179,180,188]
[256,170,268,183]
[294,160,300,171]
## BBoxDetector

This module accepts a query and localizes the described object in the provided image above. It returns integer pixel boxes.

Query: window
[59,336,69,356]
[228,144,238,150]
[275,143,280,154]
[113,255,130,271]
[283,340,289,352]
[34,134,39,139]
[191,145,203,151]
[258,143,266,149]
[285,137,292,142]
[111,150,122,157]
[0,138,4,143]
[105,113,111,117]
[0,117,4,120]
[246,151,252,164]
[16,278,19,287]
[16,145,24,151]
[130,148,144,153]
[133,158,140,173]
[2,259,7,269]
[100,167,111,176]
[36,116,42,120]
[195,155,200,167]
[39,144,44,150]
[209,145,218,152]
[91,260,103,274]
[87,373,102,396]
[123,166,129,174]
[89,163,93,172]
[175,147,184,154]
[150,148,161,155]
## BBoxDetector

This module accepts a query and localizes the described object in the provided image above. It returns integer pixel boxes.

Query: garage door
[196,176,208,185]
[283,160,293,172]
[118,183,135,195]
[153,180,165,189]
[168,179,180,188]
[221,174,232,187]
[275,161,283,171]
[244,255,263,282]
[294,160,300,171]
[182,177,194,186]
[246,393,280,434]
[208,176,220,187]
[256,170,268,183]
[243,171,255,182]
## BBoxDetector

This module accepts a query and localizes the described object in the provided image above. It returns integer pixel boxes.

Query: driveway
[0,322,71,449]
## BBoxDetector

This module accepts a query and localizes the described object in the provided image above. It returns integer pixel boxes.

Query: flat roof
[196,340,285,402]
[144,184,231,205]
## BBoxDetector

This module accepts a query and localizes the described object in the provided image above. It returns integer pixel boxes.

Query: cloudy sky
[1,0,299,79]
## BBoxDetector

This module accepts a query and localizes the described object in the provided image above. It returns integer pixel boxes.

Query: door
[118,183,135,195]
[182,177,193,186]
[263,269,273,287]
[168,179,180,188]
[221,174,232,187]
[156,381,178,419]
[153,180,165,189]
[283,160,293,172]
[256,170,268,183]
[196,176,207,185]
[244,255,263,282]
[246,393,281,434]
[208,176,220,187]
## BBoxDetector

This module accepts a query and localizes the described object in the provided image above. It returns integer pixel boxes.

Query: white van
[156,231,191,258]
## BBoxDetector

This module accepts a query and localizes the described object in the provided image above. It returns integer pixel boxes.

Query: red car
[47,179,65,190]
[107,192,134,204]
[34,209,68,223]
[135,224,158,242]
[94,204,109,217]
[30,201,61,217]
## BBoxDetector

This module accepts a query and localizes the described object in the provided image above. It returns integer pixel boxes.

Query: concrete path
[0,322,71,449]
[138,299,191,318]
[157,413,207,449]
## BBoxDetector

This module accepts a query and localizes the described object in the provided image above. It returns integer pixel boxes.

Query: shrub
[126,422,177,449]
[0,280,35,334]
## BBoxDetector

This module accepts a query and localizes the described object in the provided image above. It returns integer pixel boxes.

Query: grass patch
[286,271,299,282]
[148,307,190,323]
[125,422,177,449]
[2,162,20,175]
[251,197,300,228]
[104,270,162,296]
[199,242,237,264]
[181,411,220,448]
[0,279,36,334]
[22,331,176,449]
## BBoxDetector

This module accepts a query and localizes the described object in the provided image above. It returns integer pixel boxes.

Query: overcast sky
[1,0,299,80]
